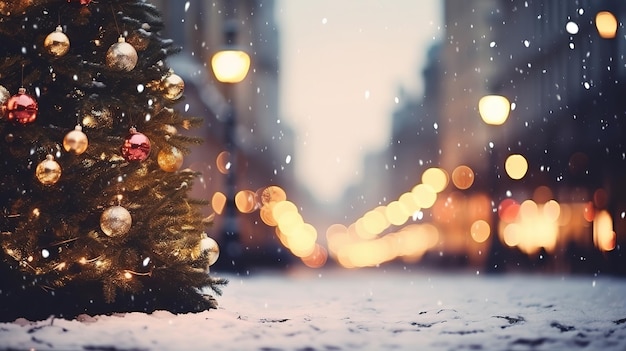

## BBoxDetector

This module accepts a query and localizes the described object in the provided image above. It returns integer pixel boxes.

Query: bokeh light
[216,151,231,175]
[301,244,328,268]
[595,11,618,39]
[451,165,474,190]
[470,219,490,243]
[235,190,257,213]
[385,201,410,226]
[412,183,437,208]
[421,167,449,193]
[398,192,421,214]
[260,185,287,205]
[211,192,226,215]
[593,210,616,251]
[478,95,510,125]
[504,154,528,180]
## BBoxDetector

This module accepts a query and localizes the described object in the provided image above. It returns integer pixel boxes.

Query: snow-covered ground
[1,268,625,350]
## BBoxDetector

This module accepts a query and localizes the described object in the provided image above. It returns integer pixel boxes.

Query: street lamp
[211,19,251,273]
[479,95,510,126]
[595,11,618,39]
[479,94,510,273]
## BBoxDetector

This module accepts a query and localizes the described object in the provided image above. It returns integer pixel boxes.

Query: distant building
[436,0,626,272]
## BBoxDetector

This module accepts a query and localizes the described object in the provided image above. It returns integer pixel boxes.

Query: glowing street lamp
[210,19,251,273]
[479,95,510,125]
[595,11,618,39]
[211,49,251,84]
[479,94,511,273]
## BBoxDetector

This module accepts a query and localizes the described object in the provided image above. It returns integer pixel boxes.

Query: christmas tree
[0,0,227,322]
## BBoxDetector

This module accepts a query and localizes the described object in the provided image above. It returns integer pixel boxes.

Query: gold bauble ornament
[44,25,70,57]
[63,125,88,155]
[36,154,62,185]
[106,36,138,71]
[194,233,220,267]
[157,146,184,172]
[100,205,132,237]
[162,73,184,100]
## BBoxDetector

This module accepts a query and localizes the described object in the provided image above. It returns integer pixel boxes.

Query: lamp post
[479,94,510,273]
[210,19,251,273]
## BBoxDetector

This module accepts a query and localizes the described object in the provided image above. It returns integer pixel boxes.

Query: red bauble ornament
[68,0,92,4]
[121,128,151,161]
[5,88,38,124]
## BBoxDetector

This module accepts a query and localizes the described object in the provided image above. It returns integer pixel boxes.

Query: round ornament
[5,88,38,124]
[121,128,151,161]
[162,73,184,100]
[197,234,220,267]
[44,25,70,57]
[106,36,138,71]
[63,125,88,155]
[100,205,132,237]
[157,146,184,172]
[36,154,62,185]
[0,85,10,117]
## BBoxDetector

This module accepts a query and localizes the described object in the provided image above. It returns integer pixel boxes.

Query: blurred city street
[2,1,626,350]
[2,268,626,350]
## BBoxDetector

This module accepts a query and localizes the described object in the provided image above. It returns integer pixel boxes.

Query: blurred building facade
[151,0,297,267]
[387,0,626,273]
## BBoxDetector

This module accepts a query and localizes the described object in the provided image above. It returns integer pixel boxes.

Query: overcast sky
[276,0,443,203]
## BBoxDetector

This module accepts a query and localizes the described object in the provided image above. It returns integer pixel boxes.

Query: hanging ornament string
[106,4,138,71]
[111,4,121,35]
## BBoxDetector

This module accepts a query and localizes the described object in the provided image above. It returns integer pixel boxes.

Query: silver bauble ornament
[100,205,132,237]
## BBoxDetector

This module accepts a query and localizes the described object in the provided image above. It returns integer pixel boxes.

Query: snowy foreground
[1,268,626,351]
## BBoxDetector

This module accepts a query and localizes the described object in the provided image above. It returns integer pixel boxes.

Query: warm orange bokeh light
[470,219,490,243]
[422,167,449,193]
[385,201,410,226]
[362,208,389,236]
[595,11,618,39]
[211,192,227,215]
[301,244,328,268]
[505,154,528,180]
[216,151,231,175]
[498,198,520,223]
[452,165,474,190]
[271,200,298,222]
[235,190,257,213]
[398,192,420,214]
[594,210,616,251]
[412,183,437,208]
[260,185,287,205]
[260,203,278,226]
